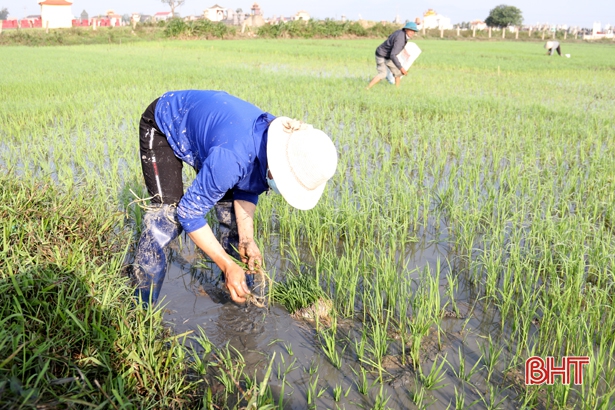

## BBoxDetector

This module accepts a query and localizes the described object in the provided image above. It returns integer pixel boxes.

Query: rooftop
[39,0,73,5]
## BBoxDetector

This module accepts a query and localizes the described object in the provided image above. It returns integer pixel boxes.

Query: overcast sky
[8,0,614,28]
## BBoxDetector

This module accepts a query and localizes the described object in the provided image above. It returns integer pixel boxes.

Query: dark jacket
[375,30,407,70]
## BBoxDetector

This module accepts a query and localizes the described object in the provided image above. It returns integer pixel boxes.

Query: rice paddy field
[1,38,615,409]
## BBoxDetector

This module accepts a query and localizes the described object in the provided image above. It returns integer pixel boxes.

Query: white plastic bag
[386,42,422,83]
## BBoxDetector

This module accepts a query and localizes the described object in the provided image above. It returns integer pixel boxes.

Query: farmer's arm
[187,226,251,303]
[178,148,251,303]
[389,31,407,74]
[234,199,262,274]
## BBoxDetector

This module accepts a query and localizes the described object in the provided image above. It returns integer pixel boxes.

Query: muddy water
[155,231,527,409]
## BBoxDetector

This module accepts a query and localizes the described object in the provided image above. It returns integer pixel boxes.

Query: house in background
[154,11,172,21]
[251,3,262,16]
[204,4,226,22]
[243,3,264,28]
[421,9,452,30]
[470,20,487,30]
[106,10,122,26]
[221,8,242,25]
[39,0,74,29]
[293,10,310,21]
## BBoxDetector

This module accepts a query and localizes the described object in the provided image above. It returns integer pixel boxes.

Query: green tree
[485,5,523,28]
[0,7,9,20]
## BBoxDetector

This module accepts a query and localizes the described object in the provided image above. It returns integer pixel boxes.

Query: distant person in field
[133,90,338,305]
[545,40,562,56]
[367,21,419,89]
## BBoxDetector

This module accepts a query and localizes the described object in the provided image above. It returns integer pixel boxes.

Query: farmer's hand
[238,239,263,274]
[186,224,252,304]
[224,262,251,303]
[401,68,408,76]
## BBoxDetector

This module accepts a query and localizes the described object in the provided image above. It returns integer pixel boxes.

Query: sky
[7,0,614,28]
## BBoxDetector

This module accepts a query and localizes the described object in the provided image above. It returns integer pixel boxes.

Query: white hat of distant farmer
[267,117,338,210]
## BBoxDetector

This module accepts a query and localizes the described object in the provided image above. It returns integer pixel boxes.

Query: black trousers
[139,98,184,205]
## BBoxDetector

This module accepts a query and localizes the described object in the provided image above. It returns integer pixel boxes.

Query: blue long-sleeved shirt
[154,90,275,233]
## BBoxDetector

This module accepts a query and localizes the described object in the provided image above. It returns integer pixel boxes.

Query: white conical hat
[267,117,338,210]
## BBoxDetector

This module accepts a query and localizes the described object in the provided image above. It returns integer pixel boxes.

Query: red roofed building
[154,11,172,21]
[106,10,123,26]
[39,0,74,29]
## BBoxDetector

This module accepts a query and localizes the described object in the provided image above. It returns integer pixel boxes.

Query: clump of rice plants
[272,271,333,321]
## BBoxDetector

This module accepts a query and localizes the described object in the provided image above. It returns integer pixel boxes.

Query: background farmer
[134,90,338,305]
[367,21,419,89]
[544,40,562,56]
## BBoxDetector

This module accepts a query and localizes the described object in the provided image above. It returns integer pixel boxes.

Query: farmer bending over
[134,90,338,304]
[367,21,419,89]
[545,40,562,56]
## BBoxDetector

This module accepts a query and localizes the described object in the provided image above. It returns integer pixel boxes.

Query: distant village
[1,2,613,40]
[1,2,309,30]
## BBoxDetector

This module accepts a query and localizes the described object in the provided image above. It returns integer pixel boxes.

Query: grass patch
[0,173,198,408]
[0,25,165,46]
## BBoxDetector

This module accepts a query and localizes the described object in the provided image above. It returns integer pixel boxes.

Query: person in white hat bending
[134,90,338,305]
[544,40,562,56]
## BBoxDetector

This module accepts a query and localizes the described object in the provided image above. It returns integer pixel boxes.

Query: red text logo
[525,356,590,385]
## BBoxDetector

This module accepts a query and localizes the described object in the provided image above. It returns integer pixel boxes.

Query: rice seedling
[352,366,372,396]
[477,382,509,410]
[373,385,391,410]
[307,360,319,376]
[447,346,483,383]
[352,327,369,364]
[452,385,482,410]
[212,343,245,397]
[283,341,294,357]
[244,353,277,410]
[408,382,427,408]
[305,373,326,409]
[274,353,298,381]
[420,354,449,391]
[478,335,505,383]
[319,323,345,369]
[333,384,342,402]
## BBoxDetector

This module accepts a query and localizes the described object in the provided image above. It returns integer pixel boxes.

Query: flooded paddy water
[152,223,528,409]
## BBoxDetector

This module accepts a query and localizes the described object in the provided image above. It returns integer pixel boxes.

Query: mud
[291,297,334,322]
